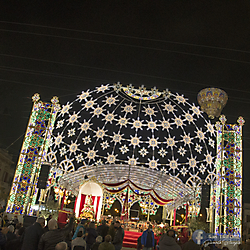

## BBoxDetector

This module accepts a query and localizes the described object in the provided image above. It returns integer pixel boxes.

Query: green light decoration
[6,94,60,215]
[214,115,244,237]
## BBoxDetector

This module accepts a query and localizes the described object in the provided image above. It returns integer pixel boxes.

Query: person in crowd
[5,227,25,250]
[6,225,16,242]
[97,220,109,241]
[38,214,74,250]
[112,221,124,250]
[0,227,9,249]
[13,215,19,225]
[2,215,9,227]
[137,235,142,250]
[108,220,116,241]
[159,229,181,250]
[55,241,68,250]
[44,215,53,233]
[141,224,155,250]
[99,235,115,250]
[21,217,45,250]
[71,231,86,250]
[14,223,22,235]
[91,235,102,250]
[86,221,98,250]
[73,219,87,240]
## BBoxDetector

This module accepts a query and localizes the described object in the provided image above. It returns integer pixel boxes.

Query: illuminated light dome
[197,88,228,119]
[48,83,216,189]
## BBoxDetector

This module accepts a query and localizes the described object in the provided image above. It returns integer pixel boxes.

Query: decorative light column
[214,115,244,237]
[6,94,60,215]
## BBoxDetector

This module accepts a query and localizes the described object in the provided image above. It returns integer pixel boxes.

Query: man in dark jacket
[97,220,109,241]
[141,224,155,250]
[159,229,181,250]
[112,221,124,250]
[21,217,45,250]
[38,214,74,250]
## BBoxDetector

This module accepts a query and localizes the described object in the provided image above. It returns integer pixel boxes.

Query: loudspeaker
[37,164,51,189]
[201,184,211,209]
[23,215,37,228]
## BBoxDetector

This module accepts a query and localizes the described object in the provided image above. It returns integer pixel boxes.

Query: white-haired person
[90,235,102,250]
[21,217,45,250]
[71,230,87,250]
[38,213,74,250]
[55,241,68,250]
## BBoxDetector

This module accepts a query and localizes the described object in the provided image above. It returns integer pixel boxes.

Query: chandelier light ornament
[197,88,228,119]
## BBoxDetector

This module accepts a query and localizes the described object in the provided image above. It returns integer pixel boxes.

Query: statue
[80,195,95,219]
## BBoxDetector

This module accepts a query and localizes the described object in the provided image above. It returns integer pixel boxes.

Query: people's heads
[89,221,95,229]
[167,229,176,238]
[148,224,152,230]
[14,215,18,219]
[102,219,107,225]
[8,225,14,233]
[48,218,58,230]
[81,218,87,225]
[3,215,8,219]
[222,247,229,250]
[55,241,68,250]
[15,223,22,230]
[96,236,103,243]
[77,231,83,238]
[114,221,120,228]
[36,217,45,228]
[105,235,112,243]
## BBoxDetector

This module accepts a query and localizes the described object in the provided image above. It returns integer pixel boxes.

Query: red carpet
[123,230,142,248]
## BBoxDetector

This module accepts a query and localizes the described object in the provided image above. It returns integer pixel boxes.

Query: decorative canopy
[48,83,216,194]
[59,164,194,206]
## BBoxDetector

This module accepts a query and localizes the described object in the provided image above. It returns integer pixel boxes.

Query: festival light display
[214,115,244,236]
[6,94,60,215]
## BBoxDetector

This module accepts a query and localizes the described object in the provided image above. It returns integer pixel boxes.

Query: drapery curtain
[103,180,173,205]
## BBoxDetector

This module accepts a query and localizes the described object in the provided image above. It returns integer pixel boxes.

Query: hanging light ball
[197,88,228,119]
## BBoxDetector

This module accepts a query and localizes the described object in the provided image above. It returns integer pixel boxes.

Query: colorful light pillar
[6,94,60,215]
[214,115,244,237]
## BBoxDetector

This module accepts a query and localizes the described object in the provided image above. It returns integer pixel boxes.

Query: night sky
[1,1,250,201]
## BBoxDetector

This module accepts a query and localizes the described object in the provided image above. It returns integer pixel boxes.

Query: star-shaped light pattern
[56,120,64,129]
[158,148,167,157]
[120,145,129,154]
[100,141,110,150]
[139,147,148,157]
[82,135,91,145]
[68,128,75,137]
[49,83,216,184]
[78,90,91,102]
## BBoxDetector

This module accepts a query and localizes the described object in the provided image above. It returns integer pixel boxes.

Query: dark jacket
[0,231,7,250]
[99,242,115,250]
[141,229,155,247]
[112,227,124,245]
[91,241,101,250]
[97,224,109,240]
[38,218,74,250]
[86,228,98,246]
[159,234,181,250]
[21,222,45,250]
[182,239,201,250]
[5,236,23,250]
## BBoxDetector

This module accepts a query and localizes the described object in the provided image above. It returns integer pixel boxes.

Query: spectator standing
[97,220,109,241]
[91,235,102,250]
[0,227,9,250]
[38,214,74,250]
[71,231,86,250]
[99,235,115,250]
[159,230,181,250]
[73,219,87,240]
[112,221,124,250]
[21,217,45,250]
[141,224,155,250]
[5,227,25,250]
[108,221,115,241]
[86,222,98,250]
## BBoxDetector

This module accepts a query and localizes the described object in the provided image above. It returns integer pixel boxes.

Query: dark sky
[1,1,250,200]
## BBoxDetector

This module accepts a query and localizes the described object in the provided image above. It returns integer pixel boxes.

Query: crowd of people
[0,213,124,250]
